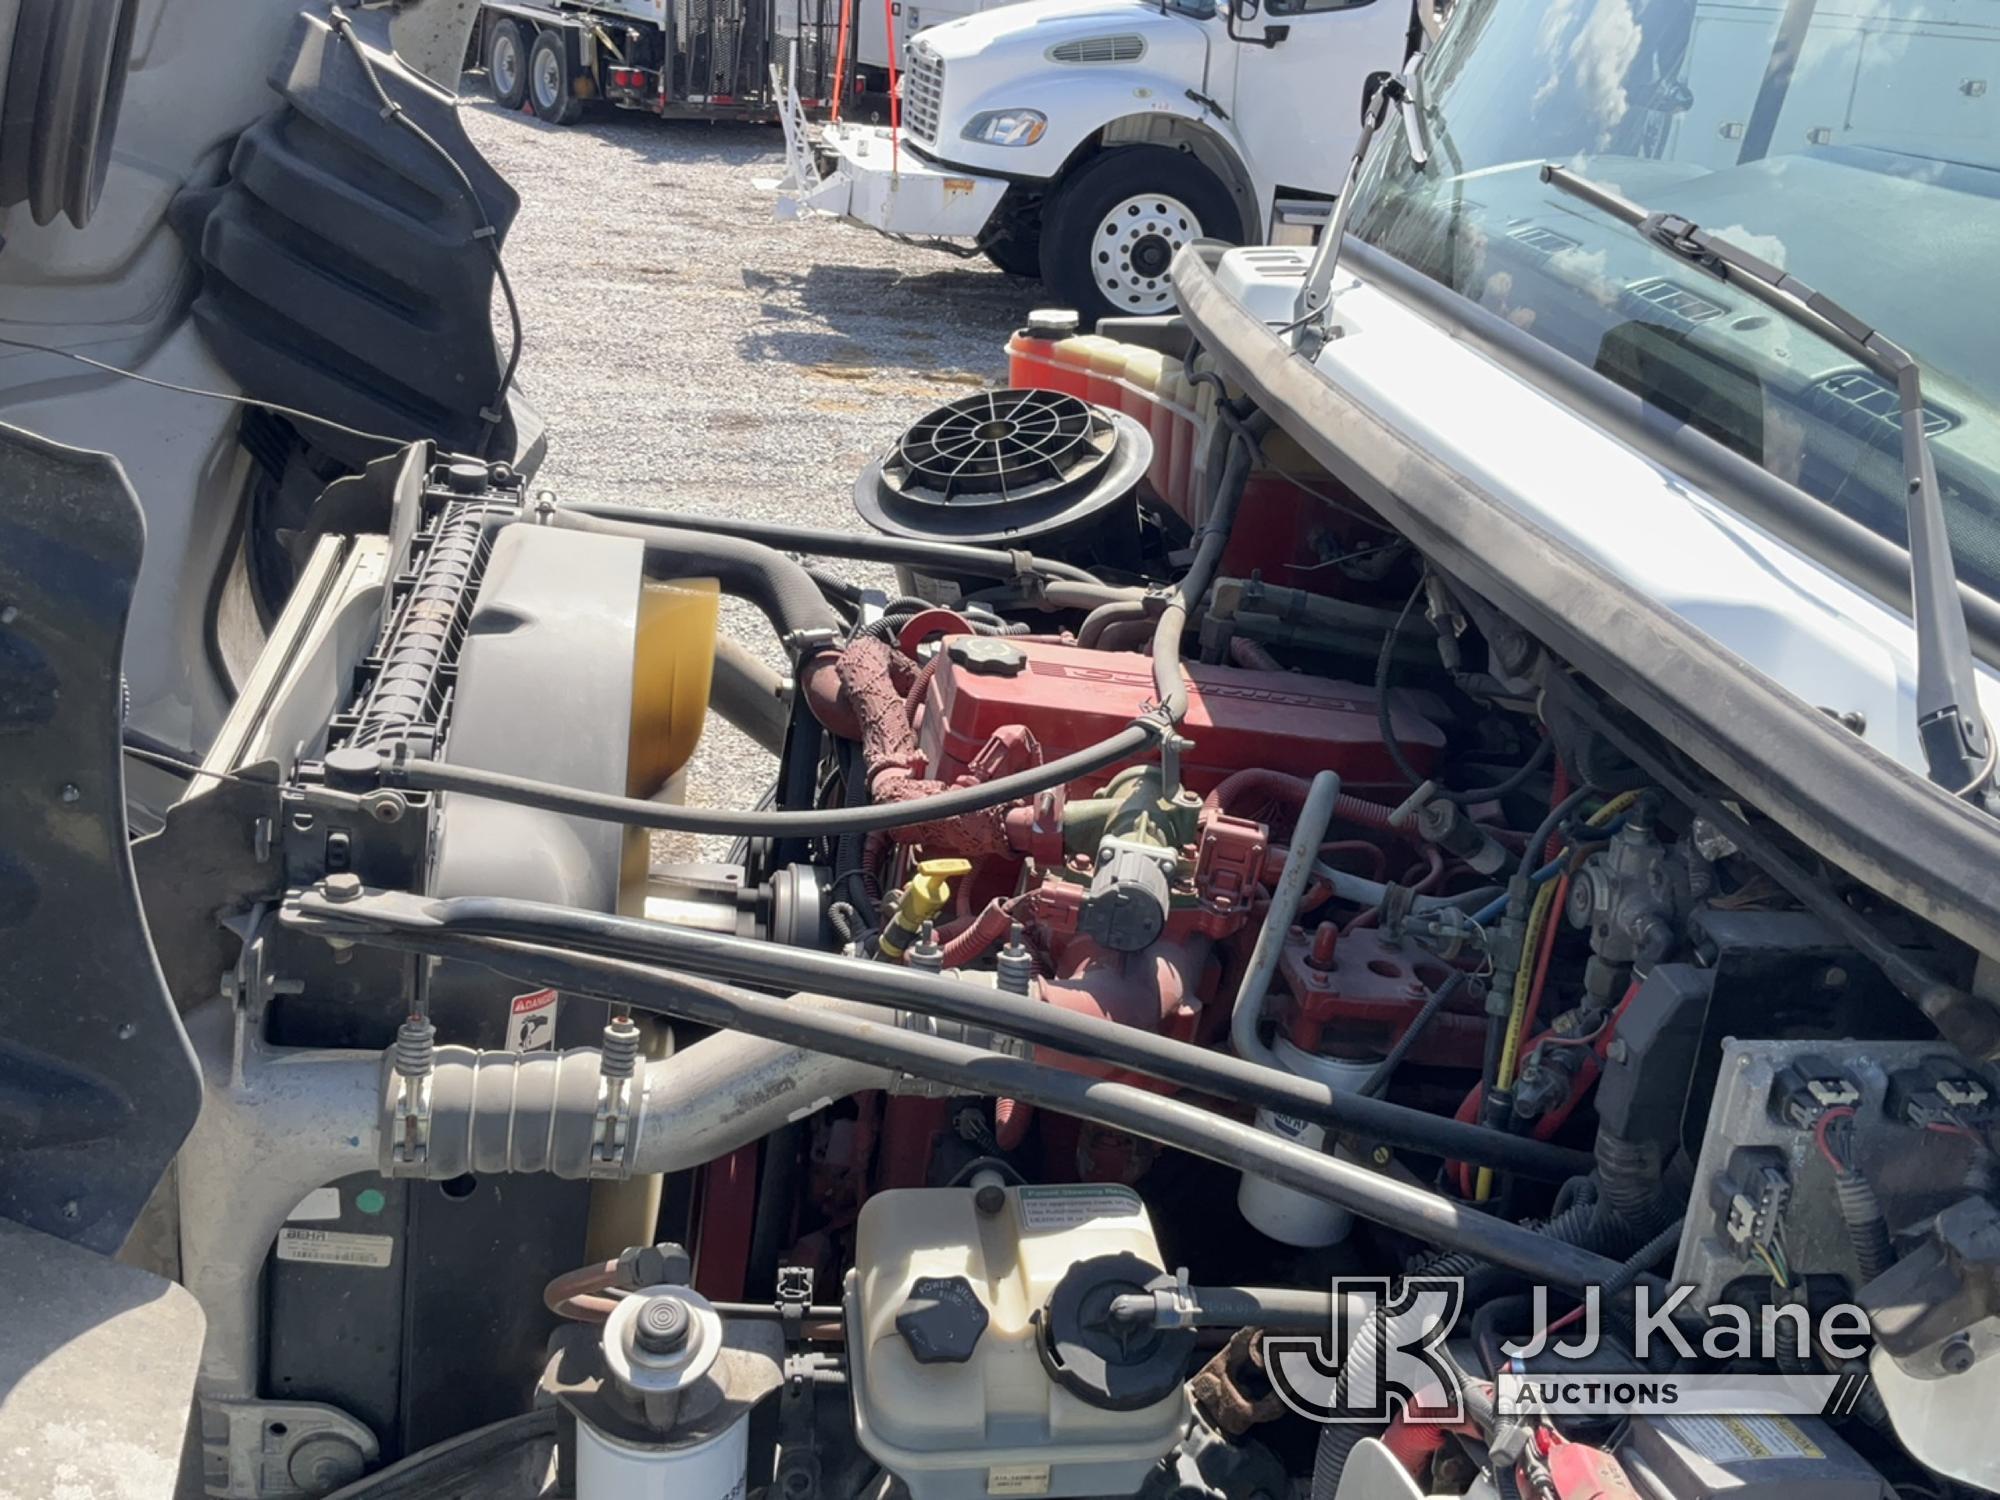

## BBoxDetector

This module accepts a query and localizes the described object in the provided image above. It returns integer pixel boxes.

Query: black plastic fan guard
[855,388,1151,545]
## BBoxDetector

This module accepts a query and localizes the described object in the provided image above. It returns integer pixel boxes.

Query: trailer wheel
[486,20,528,110]
[528,30,584,125]
[1040,146,1242,323]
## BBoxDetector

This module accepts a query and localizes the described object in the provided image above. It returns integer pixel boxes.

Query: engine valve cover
[921,639,1443,797]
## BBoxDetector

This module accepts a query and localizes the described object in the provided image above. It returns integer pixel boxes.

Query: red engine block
[919,638,1444,799]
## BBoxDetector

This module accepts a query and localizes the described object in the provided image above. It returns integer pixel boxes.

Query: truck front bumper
[778,124,1010,239]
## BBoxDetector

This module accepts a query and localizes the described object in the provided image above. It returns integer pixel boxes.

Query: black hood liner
[0,424,200,1254]
[172,7,525,468]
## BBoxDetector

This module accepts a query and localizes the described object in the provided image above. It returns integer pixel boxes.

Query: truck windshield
[1345,0,2000,599]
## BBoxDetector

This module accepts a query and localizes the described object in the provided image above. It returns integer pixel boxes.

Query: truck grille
[903,45,944,143]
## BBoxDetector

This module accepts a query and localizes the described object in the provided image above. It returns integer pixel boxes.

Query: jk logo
[1264,1277,1467,1424]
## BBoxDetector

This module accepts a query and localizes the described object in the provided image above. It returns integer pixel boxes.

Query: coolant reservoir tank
[847,1184,1191,1500]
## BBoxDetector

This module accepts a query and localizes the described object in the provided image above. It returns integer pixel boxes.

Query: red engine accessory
[834,633,1039,855]
[1276,924,1485,1070]
[920,637,1443,798]
[1035,936,1206,1052]
[1545,1440,1642,1500]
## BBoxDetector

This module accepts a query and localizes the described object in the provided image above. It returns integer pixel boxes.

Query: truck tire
[486,19,528,110]
[983,229,1041,278]
[1039,146,1243,323]
[528,29,584,125]
[976,232,1040,280]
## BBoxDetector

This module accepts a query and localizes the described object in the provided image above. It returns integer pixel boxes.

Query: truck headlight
[962,109,1047,147]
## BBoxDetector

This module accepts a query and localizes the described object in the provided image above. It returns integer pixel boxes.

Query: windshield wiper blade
[1541,162,1995,800]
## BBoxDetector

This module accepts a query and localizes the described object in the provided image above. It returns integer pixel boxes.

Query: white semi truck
[776,0,1416,319]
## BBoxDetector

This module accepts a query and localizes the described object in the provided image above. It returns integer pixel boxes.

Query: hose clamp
[783,626,840,657]
[589,1018,644,1179]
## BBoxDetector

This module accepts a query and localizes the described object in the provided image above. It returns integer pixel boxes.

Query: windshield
[1346,0,2000,597]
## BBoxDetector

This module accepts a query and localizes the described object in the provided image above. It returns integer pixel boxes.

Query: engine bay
[86,340,1999,1500]
[4,4,2000,1499]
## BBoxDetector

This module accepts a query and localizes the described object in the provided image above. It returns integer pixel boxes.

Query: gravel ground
[459,96,1035,844]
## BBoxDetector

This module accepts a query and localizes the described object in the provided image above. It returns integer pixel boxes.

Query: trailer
[473,0,845,121]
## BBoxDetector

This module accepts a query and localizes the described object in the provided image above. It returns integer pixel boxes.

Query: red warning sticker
[508,988,559,1052]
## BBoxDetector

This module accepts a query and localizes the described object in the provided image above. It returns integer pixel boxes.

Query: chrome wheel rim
[533,46,564,111]
[1091,192,1199,312]
[491,32,520,98]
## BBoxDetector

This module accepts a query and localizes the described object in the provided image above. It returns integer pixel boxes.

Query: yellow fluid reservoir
[1082,337,1132,410]
[627,575,719,793]
[1188,358,1221,529]
[1118,348,1169,499]
[1053,334,1120,410]
[848,1184,1190,1500]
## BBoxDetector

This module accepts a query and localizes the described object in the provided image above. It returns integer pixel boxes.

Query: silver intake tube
[402,996,893,1179]
[183,995,888,1406]
[635,1001,894,1171]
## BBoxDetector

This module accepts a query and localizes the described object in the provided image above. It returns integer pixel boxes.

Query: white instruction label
[1016,1184,1142,1231]
[508,987,559,1051]
[1663,1414,1823,1463]
[987,1464,1050,1495]
[275,1228,395,1269]
[286,1187,342,1222]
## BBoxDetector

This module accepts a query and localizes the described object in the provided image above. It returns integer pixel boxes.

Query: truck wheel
[983,228,1041,278]
[1040,146,1243,323]
[486,20,528,110]
[528,30,583,125]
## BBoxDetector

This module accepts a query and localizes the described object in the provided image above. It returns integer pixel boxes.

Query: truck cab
[778,0,1409,319]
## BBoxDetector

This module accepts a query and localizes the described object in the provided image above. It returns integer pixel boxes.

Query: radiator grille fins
[904,44,944,142]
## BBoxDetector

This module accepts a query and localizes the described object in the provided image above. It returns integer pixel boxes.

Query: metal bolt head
[59,783,80,804]
[321,872,364,902]
[634,1294,692,1356]
[1942,1334,1978,1375]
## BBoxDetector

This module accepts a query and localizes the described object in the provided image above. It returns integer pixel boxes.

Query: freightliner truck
[775,0,1417,319]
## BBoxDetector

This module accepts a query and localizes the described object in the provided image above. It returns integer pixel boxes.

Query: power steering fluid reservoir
[847,1184,1192,1500]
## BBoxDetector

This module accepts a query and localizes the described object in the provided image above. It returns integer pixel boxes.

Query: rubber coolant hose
[379,722,1156,837]
[549,510,844,648]
[1152,421,1261,721]
[564,501,1102,584]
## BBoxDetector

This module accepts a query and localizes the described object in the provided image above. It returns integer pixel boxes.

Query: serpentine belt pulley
[0,0,140,229]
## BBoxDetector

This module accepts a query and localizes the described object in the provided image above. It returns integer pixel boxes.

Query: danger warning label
[509,988,559,1052]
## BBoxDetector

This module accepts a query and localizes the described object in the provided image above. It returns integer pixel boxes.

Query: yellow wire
[1473,789,1646,1202]
[1754,1243,1788,1287]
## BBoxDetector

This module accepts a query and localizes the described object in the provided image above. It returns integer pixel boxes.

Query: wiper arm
[1541,162,1996,800]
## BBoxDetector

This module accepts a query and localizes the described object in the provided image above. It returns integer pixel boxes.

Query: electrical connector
[1769,1053,1863,1129]
[1888,1056,1998,1129]
[1714,1146,1791,1258]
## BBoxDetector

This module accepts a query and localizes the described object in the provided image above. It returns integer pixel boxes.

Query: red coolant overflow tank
[1006,308,1083,393]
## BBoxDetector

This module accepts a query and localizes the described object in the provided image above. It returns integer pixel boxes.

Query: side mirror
[1224,0,1286,47]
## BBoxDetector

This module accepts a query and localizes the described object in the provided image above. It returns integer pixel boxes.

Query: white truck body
[777,0,1410,317]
